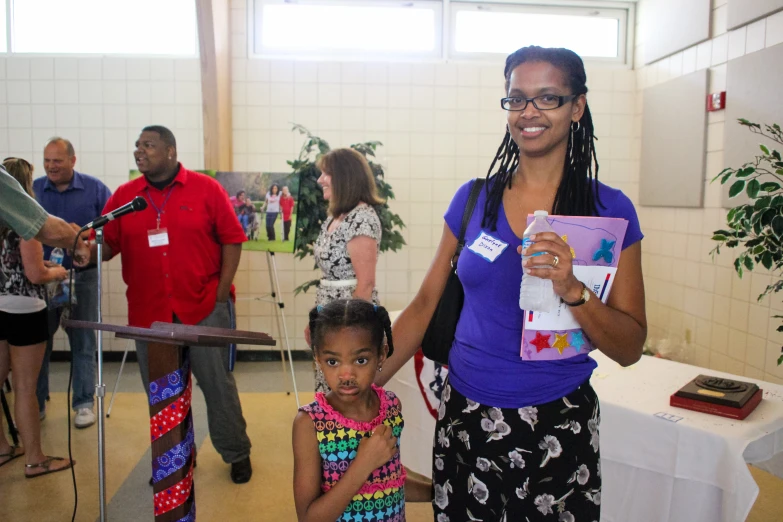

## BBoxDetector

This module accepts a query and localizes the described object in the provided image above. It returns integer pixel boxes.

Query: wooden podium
[64,319,275,521]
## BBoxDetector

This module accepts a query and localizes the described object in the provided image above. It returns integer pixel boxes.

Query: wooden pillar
[196,0,233,171]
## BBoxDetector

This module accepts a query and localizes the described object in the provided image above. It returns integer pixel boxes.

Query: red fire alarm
[707,91,726,111]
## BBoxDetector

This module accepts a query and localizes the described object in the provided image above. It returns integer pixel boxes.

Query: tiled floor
[1,362,781,521]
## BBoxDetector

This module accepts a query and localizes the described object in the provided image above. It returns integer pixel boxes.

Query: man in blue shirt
[33,137,112,429]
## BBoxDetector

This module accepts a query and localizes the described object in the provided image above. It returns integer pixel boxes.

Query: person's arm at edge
[212,179,247,303]
[375,224,457,386]
[347,236,377,302]
[20,238,67,284]
[217,243,242,303]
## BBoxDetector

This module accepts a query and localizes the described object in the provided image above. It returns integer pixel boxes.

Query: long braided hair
[482,46,602,231]
[309,299,394,358]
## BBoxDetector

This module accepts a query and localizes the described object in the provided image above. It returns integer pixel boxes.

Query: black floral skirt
[432,379,602,522]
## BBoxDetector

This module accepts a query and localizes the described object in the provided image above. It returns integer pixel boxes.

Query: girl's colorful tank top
[299,384,407,522]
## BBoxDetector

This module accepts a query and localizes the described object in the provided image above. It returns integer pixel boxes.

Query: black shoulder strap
[457,178,485,248]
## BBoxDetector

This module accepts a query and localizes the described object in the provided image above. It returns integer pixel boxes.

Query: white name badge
[467,231,508,262]
[147,228,169,248]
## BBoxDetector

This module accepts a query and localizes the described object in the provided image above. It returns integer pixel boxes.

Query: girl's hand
[518,232,582,303]
[355,424,398,474]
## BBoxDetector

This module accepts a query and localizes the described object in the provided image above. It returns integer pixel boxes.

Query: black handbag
[421,178,485,365]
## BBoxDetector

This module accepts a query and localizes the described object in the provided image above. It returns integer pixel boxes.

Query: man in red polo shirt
[97,125,252,484]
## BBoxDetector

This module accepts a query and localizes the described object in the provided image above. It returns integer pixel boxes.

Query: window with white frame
[11,0,198,55]
[450,3,627,62]
[0,0,6,52]
[251,0,442,59]
[250,0,631,64]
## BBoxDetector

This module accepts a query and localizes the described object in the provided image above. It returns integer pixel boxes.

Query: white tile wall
[635,0,783,384]
[228,1,637,352]
[0,56,204,352]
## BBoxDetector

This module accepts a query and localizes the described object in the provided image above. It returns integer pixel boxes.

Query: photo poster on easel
[214,171,301,253]
[129,170,301,253]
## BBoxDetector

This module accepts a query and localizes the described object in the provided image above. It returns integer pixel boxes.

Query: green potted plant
[711,119,783,365]
[287,124,406,294]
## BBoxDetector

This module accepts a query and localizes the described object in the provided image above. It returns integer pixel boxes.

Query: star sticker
[326,432,337,442]
[530,332,551,352]
[561,235,576,258]
[552,333,570,354]
[337,428,347,439]
[317,432,326,442]
[571,331,586,352]
[347,429,358,438]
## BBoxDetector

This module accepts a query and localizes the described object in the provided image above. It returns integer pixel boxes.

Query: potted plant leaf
[711,119,783,365]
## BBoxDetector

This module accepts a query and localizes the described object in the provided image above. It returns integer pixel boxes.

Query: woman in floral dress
[311,148,383,392]
[378,46,646,521]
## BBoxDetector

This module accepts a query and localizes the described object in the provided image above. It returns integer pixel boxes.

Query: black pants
[433,379,602,521]
[265,212,278,241]
[283,220,292,241]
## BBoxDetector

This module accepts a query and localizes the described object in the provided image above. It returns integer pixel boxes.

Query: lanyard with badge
[146,186,174,248]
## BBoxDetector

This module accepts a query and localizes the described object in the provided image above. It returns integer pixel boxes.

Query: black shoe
[230,457,252,484]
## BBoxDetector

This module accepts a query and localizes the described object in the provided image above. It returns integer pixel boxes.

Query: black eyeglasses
[500,94,577,111]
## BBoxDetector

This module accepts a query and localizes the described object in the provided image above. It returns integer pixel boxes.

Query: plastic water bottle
[50,248,65,266]
[519,211,558,312]
[47,248,65,295]
[47,247,71,308]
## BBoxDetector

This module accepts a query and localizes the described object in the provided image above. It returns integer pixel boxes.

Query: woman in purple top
[379,46,647,521]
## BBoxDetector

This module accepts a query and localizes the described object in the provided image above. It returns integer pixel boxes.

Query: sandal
[0,446,25,468]
[24,456,75,479]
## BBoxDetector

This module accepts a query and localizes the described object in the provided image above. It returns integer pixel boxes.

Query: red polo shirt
[102,165,247,328]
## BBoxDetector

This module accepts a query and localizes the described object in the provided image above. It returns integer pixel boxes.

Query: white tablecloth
[386,346,783,522]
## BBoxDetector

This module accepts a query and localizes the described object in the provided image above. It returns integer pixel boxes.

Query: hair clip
[317,305,323,312]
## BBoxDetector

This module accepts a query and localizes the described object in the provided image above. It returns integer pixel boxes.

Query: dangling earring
[377,366,383,373]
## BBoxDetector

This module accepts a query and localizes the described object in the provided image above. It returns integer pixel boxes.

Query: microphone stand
[95,228,107,521]
[81,197,145,521]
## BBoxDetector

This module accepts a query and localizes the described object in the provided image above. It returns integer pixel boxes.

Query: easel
[235,251,300,408]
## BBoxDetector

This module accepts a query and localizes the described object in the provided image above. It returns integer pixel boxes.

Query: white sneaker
[74,408,96,429]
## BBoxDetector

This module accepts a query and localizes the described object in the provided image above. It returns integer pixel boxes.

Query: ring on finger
[552,255,560,269]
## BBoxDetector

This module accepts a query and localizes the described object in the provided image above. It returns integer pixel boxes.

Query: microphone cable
[67,231,82,522]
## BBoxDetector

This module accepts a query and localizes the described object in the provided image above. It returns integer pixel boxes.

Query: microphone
[83,196,148,231]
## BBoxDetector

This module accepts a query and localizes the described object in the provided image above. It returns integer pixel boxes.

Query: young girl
[293,299,431,522]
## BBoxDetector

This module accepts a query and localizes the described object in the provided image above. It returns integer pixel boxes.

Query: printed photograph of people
[131,170,299,252]
[216,171,300,253]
